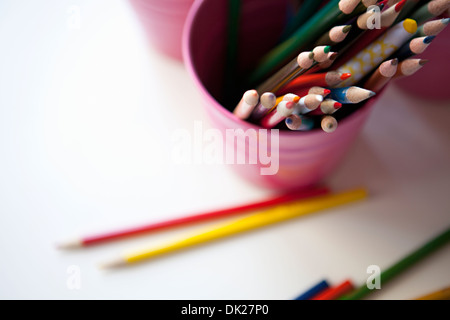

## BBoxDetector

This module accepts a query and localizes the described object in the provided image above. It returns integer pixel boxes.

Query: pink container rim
[182,0,374,137]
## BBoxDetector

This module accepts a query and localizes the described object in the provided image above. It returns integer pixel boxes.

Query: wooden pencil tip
[99,258,128,270]
[56,239,83,250]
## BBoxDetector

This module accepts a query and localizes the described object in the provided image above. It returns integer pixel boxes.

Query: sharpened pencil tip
[369,91,376,98]
[99,258,128,270]
[56,239,83,250]
[419,59,429,66]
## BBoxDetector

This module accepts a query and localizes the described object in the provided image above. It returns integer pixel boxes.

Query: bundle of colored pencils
[232,0,450,133]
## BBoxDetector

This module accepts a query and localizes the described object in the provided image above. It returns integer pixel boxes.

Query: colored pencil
[291,86,331,98]
[309,99,343,115]
[393,58,428,79]
[312,45,333,63]
[233,90,259,120]
[249,92,277,121]
[255,51,315,95]
[415,286,450,300]
[341,226,450,300]
[280,0,325,42]
[285,114,315,131]
[293,94,324,115]
[410,0,450,26]
[321,115,339,133]
[57,187,330,249]
[335,19,417,87]
[278,72,352,96]
[331,0,405,70]
[274,94,301,108]
[312,280,355,300]
[394,0,420,24]
[394,35,435,61]
[260,101,296,129]
[363,58,398,93]
[315,25,352,46]
[224,0,241,104]
[248,0,376,85]
[294,280,330,300]
[330,86,376,104]
[417,18,450,37]
[100,188,368,268]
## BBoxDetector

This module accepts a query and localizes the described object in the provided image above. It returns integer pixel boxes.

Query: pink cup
[394,16,450,101]
[128,0,195,61]
[182,0,379,191]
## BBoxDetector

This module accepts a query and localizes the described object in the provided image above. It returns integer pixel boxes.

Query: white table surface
[1,0,449,300]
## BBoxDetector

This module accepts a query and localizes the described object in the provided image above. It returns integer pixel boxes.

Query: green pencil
[341,226,450,300]
[247,0,372,86]
[280,0,324,42]
[224,0,241,105]
[410,0,450,26]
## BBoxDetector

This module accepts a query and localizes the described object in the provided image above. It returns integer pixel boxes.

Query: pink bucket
[394,15,450,101]
[182,0,378,191]
[128,0,195,61]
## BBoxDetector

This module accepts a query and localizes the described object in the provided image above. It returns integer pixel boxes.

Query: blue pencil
[330,87,375,104]
[294,279,330,300]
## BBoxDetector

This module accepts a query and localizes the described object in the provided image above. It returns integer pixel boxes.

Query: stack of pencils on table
[232,0,450,133]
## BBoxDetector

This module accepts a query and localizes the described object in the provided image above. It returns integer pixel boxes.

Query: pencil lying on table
[100,188,368,269]
[57,187,329,249]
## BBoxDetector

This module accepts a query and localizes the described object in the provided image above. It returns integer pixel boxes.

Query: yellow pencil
[100,188,368,268]
[415,287,450,300]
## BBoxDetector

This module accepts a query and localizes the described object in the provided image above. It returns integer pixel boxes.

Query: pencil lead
[424,35,436,44]
[419,59,429,66]
[343,25,352,33]
[341,73,352,80]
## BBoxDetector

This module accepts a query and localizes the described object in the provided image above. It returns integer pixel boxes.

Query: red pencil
[311,280,355,300]
[277,72,351,96]
[57,187,330,249]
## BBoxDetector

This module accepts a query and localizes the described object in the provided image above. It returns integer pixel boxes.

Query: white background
[0,0,449,300]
